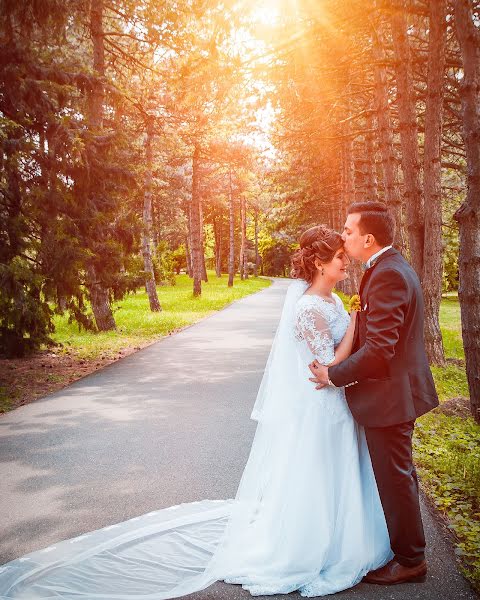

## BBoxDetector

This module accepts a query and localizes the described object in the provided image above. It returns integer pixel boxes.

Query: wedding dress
[0,280,392,599]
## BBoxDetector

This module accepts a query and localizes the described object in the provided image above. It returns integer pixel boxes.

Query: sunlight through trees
[0,0,478,421]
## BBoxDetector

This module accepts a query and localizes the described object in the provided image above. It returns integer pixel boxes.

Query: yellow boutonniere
[348,294,361,312]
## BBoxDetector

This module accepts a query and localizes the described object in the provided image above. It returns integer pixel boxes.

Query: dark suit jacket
[329,248,439,427]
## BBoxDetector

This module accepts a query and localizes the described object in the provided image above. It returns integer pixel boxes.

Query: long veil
[0,280,310,600]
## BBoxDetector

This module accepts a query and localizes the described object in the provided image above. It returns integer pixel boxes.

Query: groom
[309,201,439,585]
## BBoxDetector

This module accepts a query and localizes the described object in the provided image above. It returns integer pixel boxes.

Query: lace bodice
[294,293,351,366]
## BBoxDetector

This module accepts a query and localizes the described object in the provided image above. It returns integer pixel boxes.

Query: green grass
[45,373,66,384]
[414,412,480,588]
[414,294,480,590]
[440,295,465,360]
[431,364,469,400]
[51,273,271,358]
[0,385,13,412]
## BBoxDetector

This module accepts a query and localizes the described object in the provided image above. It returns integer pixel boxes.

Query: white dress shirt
[366,245,393,269]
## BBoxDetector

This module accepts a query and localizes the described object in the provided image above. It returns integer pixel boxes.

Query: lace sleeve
[295,302,335,366]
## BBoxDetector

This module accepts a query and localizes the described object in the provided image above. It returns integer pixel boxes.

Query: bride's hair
[290,225,343,283]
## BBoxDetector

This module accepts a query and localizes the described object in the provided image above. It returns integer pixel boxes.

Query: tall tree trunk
[354,138,367,202]
[373,20,405,252]
[228,168,235,287]
[343,129,355,207]
[254,206,259,277]
[239,195,244,280]
[185,233,192,278]
[142,113,161,312]
[239,195,248,280]
[86,264,115,331]
[422,0,446,365]
[199,199,208,282]
[185,200,193,277]
[332,169,342,232]
[89,0,105,130]
[87,0,115,330]
[390,2,424,275]
[364,112,378,202]
[152,197,159,248]
[191,145,202,296]
[336,145,346,294]
[213,212,222,277]
[453,0,480,423]
[341,129,358,295]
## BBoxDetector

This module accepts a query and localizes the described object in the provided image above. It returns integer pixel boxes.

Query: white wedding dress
[0,280,392,599]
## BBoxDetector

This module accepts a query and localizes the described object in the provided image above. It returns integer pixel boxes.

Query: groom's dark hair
[347,201,395,246]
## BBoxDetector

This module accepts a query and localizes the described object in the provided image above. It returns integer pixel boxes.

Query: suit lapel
[359,269,372,306]
[359,247,399,307]
[353,311,361,351]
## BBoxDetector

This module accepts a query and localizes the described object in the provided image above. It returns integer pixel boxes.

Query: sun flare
[250,1,281,26]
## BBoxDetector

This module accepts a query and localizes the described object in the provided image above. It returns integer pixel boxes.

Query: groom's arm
[328,268,408,388]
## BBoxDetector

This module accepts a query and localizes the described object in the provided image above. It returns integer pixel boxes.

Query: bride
[0,225,392,599]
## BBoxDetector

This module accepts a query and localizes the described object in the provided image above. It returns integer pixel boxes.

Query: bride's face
[321,247,350,283]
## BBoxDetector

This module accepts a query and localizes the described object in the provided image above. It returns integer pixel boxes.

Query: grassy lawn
[414,296,479,590]
[52,273,271,358]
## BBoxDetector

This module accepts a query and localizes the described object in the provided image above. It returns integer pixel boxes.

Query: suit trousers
[364,420,426,567]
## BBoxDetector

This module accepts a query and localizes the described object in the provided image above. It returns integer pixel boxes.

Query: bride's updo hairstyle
[291,225,343,284]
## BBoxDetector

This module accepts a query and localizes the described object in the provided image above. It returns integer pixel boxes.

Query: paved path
[0,279,476,599]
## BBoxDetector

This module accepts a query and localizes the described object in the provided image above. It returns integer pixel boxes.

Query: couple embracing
[0,202,439,599]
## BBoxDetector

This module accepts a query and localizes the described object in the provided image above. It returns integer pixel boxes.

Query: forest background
[0,0,479,590]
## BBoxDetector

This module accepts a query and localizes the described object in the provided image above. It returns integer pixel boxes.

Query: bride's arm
[325,312,357,366]
[296,303,356,367]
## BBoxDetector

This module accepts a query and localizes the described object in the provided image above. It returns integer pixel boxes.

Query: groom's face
[341,213,369,261]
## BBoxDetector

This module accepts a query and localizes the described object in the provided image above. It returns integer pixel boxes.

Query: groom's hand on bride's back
[308,360,329,390]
